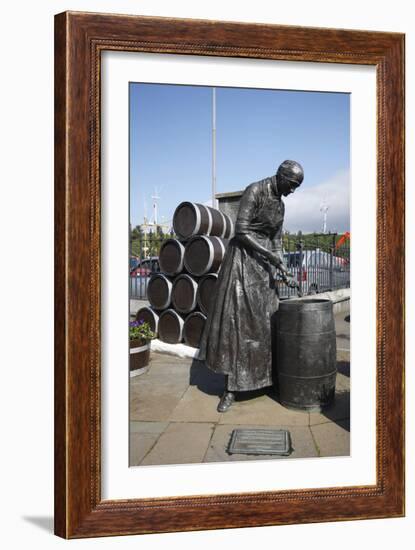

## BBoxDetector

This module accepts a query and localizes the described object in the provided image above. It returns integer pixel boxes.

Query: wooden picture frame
[54,11,405,538]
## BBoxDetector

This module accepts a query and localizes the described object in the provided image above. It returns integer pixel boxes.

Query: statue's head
[275,160,304,197]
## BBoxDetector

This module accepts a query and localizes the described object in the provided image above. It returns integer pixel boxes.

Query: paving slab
[130,371,189,398]
[170,385,221,423]
[309,387,350,426]
[130,421,169,434]
[130,388,188,422]
[140,422,215,466]
[130,353,190,421]
[131,352,191,385]
[336,351,350,384]
[204,424,318,463]
[336,360,350,378]
[129,433,160,466]
[335,312,351,351]
[218,392,310,427]
[310,419,350,457]
[188,359,225,397]
[337,347,350,363]
[335,371,350,392]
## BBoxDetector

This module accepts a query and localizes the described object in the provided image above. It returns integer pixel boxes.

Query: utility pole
[320,200,329,234]
[152,187,160,226]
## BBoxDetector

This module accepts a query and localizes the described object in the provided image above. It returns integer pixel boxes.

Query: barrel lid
[279,298,333,311]
[184,235,211,275]
[159,239,185,275]
[136,305,158,319]
[158,309,184,344]
[172,274,198,313]
[173,202,199,239]
[183,311,206,348]
[147,274,172,310]
[197,273,218,315]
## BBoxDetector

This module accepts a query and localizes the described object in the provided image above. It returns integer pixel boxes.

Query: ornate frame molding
[55,11,404,538]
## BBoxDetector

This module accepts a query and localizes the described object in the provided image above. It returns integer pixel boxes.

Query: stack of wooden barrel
[136,202,234,348]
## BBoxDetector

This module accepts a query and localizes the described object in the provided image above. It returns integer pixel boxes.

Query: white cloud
[283,170,350,233]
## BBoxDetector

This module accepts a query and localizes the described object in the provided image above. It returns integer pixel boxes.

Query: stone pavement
[130,311,350,466]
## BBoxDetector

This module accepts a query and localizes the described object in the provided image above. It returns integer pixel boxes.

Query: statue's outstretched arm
[271,222,289,275]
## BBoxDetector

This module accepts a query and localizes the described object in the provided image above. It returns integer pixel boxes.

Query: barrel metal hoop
[280,400,330,412]
[216,236,226,258]
[218,209,227,238]
[227,214,234,238]
[278,370,337,380]
[279,301,332,310]
[176,240,185,273]
[203,236,215,273]
[278,329,335,336]
[192,202,201,235]
[188,276,198,310]
[205,206,213,235]
[130,344,150,354]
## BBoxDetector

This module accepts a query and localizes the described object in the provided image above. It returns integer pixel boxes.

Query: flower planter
[129,338,151,375]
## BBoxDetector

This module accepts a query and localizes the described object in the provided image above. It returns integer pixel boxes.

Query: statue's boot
[217,391,235,413]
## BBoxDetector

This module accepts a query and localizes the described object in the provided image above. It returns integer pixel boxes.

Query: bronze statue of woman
[198,160,304,412]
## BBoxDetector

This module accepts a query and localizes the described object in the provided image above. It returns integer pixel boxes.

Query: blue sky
[130,83,350,233]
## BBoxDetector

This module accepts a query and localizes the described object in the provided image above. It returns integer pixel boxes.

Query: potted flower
[129,319,155,374]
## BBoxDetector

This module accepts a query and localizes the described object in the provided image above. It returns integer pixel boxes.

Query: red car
[130,257,160,277]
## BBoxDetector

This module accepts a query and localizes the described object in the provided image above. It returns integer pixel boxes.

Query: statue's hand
[283,274,299,289]
[269,255,291,279]
[267,252,283,268]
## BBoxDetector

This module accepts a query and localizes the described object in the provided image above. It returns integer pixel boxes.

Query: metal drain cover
[227,428,292,456]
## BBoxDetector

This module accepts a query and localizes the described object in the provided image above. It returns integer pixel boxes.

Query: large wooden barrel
[147,274,172,310]
[135,306,159,336]
[275,298,337,412]
[158,309,184,344]
[184,236,227,276]
[159,239,185,276]
[197,273,218,315]
[172,274,198,314]
[207,206,234,239]
[173,202,234,240]
[183,312,207,348]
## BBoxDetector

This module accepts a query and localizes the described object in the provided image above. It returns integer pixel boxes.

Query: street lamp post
[212,87,217,209]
